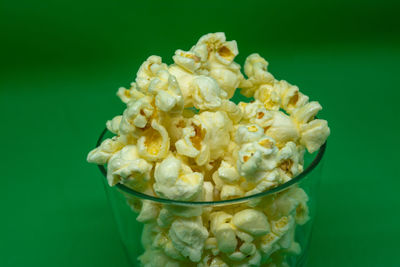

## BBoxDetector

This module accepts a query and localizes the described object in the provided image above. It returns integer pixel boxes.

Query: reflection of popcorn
[87,32,330,267]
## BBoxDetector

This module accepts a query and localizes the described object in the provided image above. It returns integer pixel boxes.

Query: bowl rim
[97,128,327,206]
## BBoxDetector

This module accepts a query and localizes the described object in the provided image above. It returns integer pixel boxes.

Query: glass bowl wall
[97,128,326,267]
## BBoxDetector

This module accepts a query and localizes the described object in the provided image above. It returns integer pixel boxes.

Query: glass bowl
[96,127,326,267]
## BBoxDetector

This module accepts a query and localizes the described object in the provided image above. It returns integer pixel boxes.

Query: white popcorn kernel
[106,115,122,135]
[208,61,243,99]
[137,120,170,161]
[232,209,270,236]
[220,184,244,200]
[236,230,254,243]
[248,250,262,266]
[157,208,175,228]
[235,124,265,145]
[292,101,322,125]
[136,200,160,223]
[191,75,227,110]
[277,142,303,177]
[241,100,274,129]
[176,111,232,165]
[254,84,281,111]
[175,124,201,158]
[276,80,309,114]
[219,100,242,123]
[259,232,280,255]
[147,69,184,113]
[265,111,300,146]
[203,181,214,202]
[153,155,204,201]
[210,211,233,234]
[300,119,330,153]
[141,223,162,249]
[195,32,238,65]
[215,223,237,254]
[239,242,256,255]
[278,227,295,249]
[87,137,124,165]
[228,251,246,261]
[168,64,197,107]
[136,55,168,92]
[169,217,209,262]
[237,136,278,180]
[271,216,294,236]
[240,53,274,97]
[245,171,279,196]
[119,92,154,136]
[173,49,201,73]
[217,160,240,184]
[106,145,152,187]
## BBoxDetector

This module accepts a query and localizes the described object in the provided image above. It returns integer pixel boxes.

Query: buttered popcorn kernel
[87,32,330,266]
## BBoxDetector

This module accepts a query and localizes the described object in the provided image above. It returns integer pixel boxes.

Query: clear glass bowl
[97,128,326,267]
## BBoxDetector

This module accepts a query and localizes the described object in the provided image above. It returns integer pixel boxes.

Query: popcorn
[87,136,124,165]
[240,53,274,97]
[153,154,204,201]
[147,69,184,113]
[119,90,154,136]
[176,111,232,166]
[136,55,168,92]
[191,75,227,110]
[232,209,270,236]
[87,32,331,267]
[137,120,170,161]
[106,145,152,188]
[106,115,122,135]
[169,216,208,262]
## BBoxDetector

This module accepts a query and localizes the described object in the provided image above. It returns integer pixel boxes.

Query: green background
[1,0,399,266]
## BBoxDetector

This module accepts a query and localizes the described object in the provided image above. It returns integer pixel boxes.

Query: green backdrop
[1,0,399,266]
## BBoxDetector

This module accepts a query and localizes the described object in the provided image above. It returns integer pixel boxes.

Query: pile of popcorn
[87,33,330,267]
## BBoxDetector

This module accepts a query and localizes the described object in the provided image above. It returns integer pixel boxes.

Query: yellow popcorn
[86,136,124,165]
[176,111,232,166]
[137,120,170,161]
[147,69,184,113]
[136,200,160,223]
[264,111,300,147]
[232,209,270,236]
[106,145,153,188]
[240,53,275,97]
[153,154,204,201]
[119,91,154,136]
[169,216,209,262]
[254,84,281,111]
[191,75,228,110]
[172,49,202,73]
[275,80,309,114]
[106,115,122,135]
[136,55,168,92]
